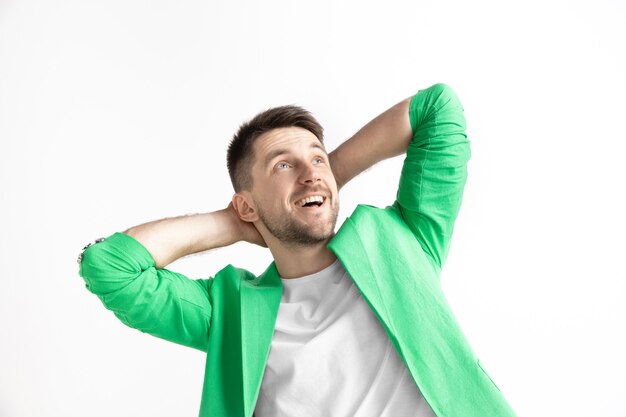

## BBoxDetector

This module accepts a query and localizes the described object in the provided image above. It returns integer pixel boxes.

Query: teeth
[298,195,324,206]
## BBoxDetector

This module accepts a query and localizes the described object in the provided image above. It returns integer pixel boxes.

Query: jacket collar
[239,262,282,417]
[328,214,390,327]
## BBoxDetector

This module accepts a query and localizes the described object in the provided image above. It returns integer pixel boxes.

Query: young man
[78,83,516,417]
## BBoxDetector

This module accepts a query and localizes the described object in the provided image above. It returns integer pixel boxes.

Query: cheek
[324,173,338,192]
[261,188,292,211]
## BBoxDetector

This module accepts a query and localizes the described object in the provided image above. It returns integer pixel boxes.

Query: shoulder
[344,203,404,227]
[211,262,281,289]
[333,203,412,245]
[331,203,440,272]
[212,264,258,283]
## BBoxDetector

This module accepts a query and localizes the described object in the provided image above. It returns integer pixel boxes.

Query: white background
[1,0,625,416]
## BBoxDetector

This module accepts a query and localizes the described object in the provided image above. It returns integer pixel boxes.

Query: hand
[226,203,267,247]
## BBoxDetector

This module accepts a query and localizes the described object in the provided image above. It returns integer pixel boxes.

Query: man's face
[247,127,339,246]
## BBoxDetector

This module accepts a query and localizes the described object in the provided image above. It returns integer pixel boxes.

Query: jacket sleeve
[78,232,212,352]
[396,83,470,269]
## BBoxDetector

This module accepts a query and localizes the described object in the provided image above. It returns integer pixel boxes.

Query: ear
[231,192,259,223]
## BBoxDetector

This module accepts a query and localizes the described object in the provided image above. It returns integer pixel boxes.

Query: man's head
[228,106,339,247]
[227,105,324,192]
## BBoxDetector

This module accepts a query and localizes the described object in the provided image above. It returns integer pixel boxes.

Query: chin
[310,222,337,241]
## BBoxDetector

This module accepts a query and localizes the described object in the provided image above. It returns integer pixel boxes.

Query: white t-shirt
[254,259,435,417]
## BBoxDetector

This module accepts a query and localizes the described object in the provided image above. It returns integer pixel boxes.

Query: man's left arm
[329,96,413,191]
[329,83,469,268]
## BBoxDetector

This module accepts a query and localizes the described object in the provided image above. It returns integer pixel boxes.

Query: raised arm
[328,96,413,190]
[125,205,265,269]
[330,83,469,268]
[78,205,265,351]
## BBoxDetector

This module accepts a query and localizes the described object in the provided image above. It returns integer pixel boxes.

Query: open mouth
[296,195,325,208]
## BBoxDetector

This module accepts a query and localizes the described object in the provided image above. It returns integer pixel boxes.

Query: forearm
[329,96,413,189]
[124,208,244,268]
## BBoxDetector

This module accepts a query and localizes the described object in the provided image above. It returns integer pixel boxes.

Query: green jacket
[79,83,516,417]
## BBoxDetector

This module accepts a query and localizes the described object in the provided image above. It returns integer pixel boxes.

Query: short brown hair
[227,105,324,191]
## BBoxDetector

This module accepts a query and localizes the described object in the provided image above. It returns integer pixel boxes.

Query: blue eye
[313,158,323,165]
[277,162,290,170]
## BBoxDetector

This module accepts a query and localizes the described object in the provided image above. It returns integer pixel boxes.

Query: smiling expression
[247,126,340,246]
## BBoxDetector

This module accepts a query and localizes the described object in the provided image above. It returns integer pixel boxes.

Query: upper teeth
[298,195,324,206]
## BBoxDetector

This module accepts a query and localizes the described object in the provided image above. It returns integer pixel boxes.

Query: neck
[267,237,337,279]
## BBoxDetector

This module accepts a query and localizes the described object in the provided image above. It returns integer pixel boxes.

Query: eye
[312,157,324,165]
[276,161,290,170]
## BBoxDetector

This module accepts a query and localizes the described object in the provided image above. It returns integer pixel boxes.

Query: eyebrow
[264,142,326,166]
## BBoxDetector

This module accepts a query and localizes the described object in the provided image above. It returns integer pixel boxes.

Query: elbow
[77,233,153,296]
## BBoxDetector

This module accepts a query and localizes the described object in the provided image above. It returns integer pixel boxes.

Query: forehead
[253,127,325,163]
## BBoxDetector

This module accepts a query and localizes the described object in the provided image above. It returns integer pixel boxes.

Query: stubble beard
[255,199,339,247]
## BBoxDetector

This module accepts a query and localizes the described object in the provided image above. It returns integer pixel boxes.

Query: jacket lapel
[239,263,282,417]
[328,207,395,332]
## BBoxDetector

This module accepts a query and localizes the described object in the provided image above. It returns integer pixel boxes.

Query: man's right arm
[124,205,265,268]
[78,206,264,351]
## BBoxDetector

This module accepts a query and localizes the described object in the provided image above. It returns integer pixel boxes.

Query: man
[78,83,516,416]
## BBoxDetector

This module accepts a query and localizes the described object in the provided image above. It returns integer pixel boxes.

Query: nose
[299,163,321,184]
